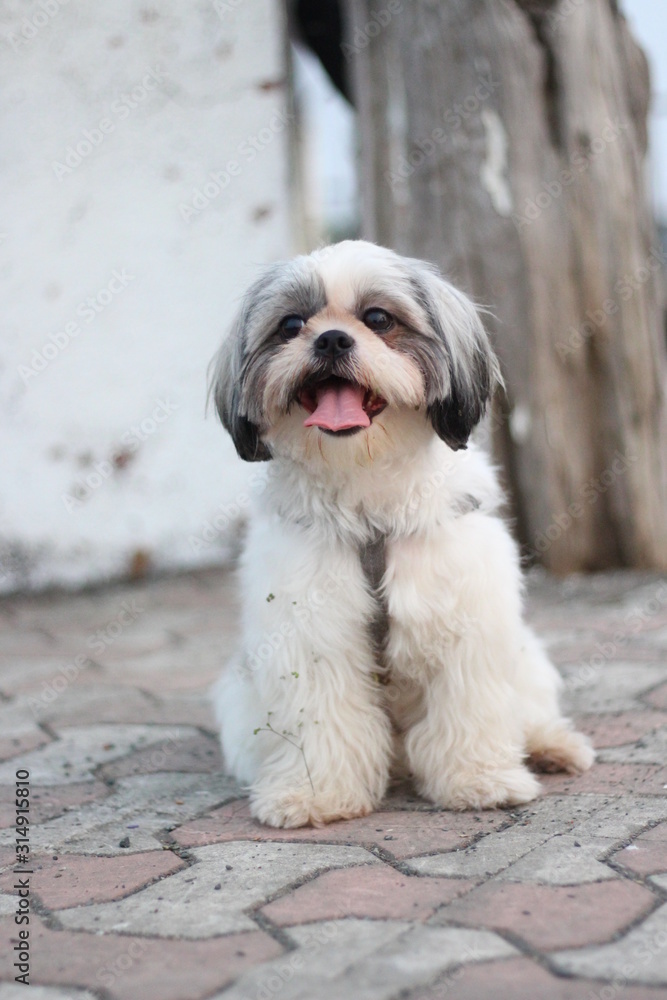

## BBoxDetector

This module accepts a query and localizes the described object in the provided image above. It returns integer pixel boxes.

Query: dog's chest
[360,528,470,677]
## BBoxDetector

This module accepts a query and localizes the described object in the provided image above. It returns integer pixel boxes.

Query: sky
[623,0,667,220]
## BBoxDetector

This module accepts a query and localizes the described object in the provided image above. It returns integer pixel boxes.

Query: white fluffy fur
[211,241,594,828]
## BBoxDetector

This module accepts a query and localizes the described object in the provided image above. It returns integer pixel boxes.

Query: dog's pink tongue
[304,382,370,431]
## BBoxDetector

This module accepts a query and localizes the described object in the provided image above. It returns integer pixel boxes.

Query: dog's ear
[409,263,502,451]
[208,297,273,463]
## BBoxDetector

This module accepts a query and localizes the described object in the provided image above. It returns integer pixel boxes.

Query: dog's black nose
[313,329,354,360]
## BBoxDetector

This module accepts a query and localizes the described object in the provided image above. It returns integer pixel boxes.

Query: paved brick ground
[1,568,667,999]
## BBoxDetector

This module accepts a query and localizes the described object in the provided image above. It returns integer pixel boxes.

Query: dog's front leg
[216,530,393,828]
[403,658,541,810]
[246,658,392,829]
[390,514,542,810]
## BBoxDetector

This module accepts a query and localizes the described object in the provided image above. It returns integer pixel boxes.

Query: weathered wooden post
[345,0,667,572]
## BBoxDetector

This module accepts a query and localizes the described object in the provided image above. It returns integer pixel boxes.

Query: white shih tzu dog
[210,240,593,829]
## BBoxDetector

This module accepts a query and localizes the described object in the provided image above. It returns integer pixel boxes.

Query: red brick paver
[0,915,282,1000]
[0,729,51,763]
[0,780,110,829]
[433,879,656,950]
[99,734,223,779]
[613,822,667,877]
[261,865,475,925]
[0,850,185,909]
[540,762,667,797]
[645,682,667,711]
[578,710,667,748]
[172,798,508,859]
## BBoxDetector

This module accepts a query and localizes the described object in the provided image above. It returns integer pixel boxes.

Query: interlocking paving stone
[597,728,667,765]
[261,866,475,925]
[20,684,163,726]
[540,762,667,795]
[559,663,667,714]
[2,568,667,997]
[0,986,98,1000]
[497,834,618,884]
[93,642,231,694]
[613,824,667,876]
[552,902,667,985]
[570,796,667,840]
[172,798,508,859]
[0,724,200,785]
[430,880,655,949]
[0,850,185,909]
[99,733,223,779]
[403,796,606,877]
[212,919,517,1000]
[552,641,667,667]
[0,734,42,764]
[0,657,101,699]
[408,956,667,1000]
[18,683,215,730]
[55,842,381,936]
[0,701,53,754]
[0,781,110,829]
[646,682,667,711]
[402,826,545,878]
[579,711,667,749]
[0,772,241,855]
[0,915,282,1000]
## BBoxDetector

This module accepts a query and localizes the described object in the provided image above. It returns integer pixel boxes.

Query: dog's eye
[362,308,394,333]
[279,315,305,340]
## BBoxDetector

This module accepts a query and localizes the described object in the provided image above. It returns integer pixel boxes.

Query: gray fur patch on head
[209,259,327,461]
[402,259,501,450]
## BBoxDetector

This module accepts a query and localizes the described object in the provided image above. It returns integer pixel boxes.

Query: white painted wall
[0,0,291,591]
[3,0,660,594]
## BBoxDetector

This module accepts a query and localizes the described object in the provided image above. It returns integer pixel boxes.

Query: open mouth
[299,376,387,435]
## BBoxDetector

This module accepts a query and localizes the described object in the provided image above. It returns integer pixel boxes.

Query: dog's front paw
[425,765,541,811]
[250,787,374,829]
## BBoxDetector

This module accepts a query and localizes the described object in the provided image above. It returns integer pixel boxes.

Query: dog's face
[210,241,500,464]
